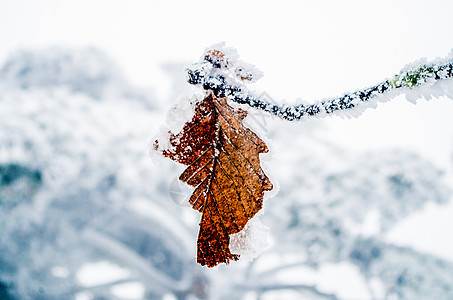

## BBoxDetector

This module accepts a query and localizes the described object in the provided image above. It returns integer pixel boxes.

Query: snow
[184,39,453,124]
[229,215,270,260]
[270,262,372,299]
[385,201,453,262]
[316,262,372,299]
[129,198,194,252]
[51,266,70,278]
[75,292,93,300]
[110,282,145,300]
[151,91,203,156]
[76,261,131,287]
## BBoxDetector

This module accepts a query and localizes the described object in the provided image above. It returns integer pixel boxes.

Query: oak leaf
[155,92,273,267]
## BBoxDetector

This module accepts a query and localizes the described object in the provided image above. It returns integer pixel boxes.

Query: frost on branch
[154,91,272,267]
[187,44,453,120]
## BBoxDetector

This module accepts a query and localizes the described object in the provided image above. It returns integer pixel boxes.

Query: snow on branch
[187,43,453,121]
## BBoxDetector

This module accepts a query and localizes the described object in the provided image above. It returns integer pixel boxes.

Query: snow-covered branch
[238,282,339,300]
[82,229,192,293]
[187,43,453,121]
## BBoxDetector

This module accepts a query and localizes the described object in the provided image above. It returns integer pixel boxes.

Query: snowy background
[1,1,453,299]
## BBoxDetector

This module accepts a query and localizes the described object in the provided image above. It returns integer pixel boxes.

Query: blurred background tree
[0,48,452,300]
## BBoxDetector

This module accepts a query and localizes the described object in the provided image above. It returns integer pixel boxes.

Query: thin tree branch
[238,282,339,300]
[187,45,453,121]
[230,62,453,121]
[82,229,192,293]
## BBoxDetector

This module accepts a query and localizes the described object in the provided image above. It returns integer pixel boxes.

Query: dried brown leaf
[155,92,273,267]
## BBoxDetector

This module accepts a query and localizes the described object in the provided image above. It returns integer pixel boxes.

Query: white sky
[1,0,453,260]
[1,0,453,102]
